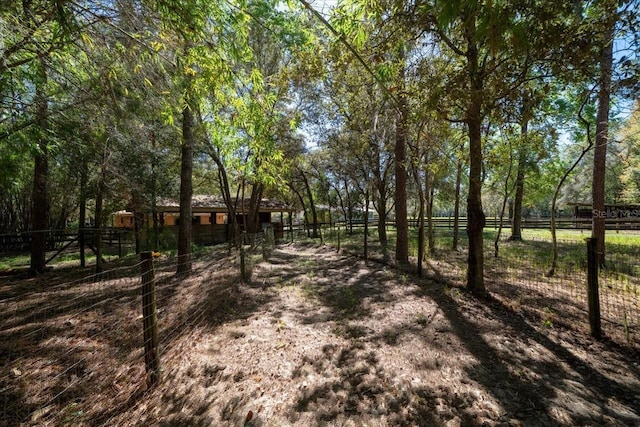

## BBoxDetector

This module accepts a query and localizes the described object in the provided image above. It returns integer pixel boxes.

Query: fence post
[586,238,602,339]
[141,252,160,386]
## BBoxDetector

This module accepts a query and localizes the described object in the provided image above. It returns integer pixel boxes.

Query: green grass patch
[320,224,639,279]
[0,254,30,270]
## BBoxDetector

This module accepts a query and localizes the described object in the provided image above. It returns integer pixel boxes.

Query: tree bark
[30,59,49,276]
[592,15,614,268]
[94,174,105,273]
[394,50,409,265]
[452,154,462,250]
[301,171,319,238]
[417,176,425,276]
[131,190,144,254]
[177,102,194,274]
[510,118,528,241]
[79,164,87,267]
[465,18,486,295]
[364,188,369,260]
[150,130,159,251]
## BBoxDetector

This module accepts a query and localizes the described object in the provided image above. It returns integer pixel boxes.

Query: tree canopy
[1,0,638,285]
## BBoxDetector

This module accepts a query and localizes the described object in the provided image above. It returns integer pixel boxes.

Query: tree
[29,59,49,275]
[417,0,578,295]
[592,5,616,268]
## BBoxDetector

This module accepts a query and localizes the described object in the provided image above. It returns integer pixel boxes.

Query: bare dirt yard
[3,242,640,426]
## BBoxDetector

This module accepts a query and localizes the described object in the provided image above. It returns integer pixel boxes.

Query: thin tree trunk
[377,199,388,248]
[301,171,319,238]
[132,190,143,254]
[177,102,194,274]
[509,152,526,241]
[592,15,614,268]
[344,179,354,234]
[417,182,425,276]
[510,100,532,241]
[364,188,369,261]
[394,89,409,263]
[548,139,593,276]
[30,59,49,276]
[510,117,528,241]
[465,23,486,295]
[453,154,462,250]
[79,164,87,267]
[426,189,434,254]
[495,140,515,258]
[150,130,159,251]
[95,166,106,274]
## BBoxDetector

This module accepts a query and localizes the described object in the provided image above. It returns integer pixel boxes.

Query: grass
[321,224,640,279]
[0,254,30,270]
[0,240,223,272]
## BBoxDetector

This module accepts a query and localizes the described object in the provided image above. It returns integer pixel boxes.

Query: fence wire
[0,229,278,427]
[320,225,640,350]
[2,224,637,425]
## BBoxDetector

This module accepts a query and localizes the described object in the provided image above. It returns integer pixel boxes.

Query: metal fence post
[141,251,160,386]
[586,238,602,339]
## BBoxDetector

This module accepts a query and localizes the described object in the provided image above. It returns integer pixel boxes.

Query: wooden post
[141,252,160,386]
[586,238,602,339]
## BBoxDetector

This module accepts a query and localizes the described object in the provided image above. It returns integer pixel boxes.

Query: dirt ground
[94,242,640,427]
[0,244,640,426]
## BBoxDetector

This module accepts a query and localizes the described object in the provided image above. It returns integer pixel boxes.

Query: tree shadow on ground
[414,273,640,426]
[287,341,441,426]
[0,247,272,427]
[280,244,640,426]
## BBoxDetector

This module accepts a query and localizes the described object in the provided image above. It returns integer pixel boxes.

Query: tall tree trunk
[301,171,319,238]
[30,59,49,276]
[150,130,159,251]
[510,153,526,241]
[208,143,238,247]
[95,175,105,274]
[79,164,87,267]
[452,154,463,250]
[592,16,614,268]
[427,184,435,254]
[417,178,425,276]
[495,141,515,258]
[465,19,486,295]
[344,179,354,234]
[364,188,369,260]
[290,184,308,238]
[376,192,388,248]
[394,49,409,265]
[177,102,194,274]
[549,93,595,276]
[510,118,528,241]
[132,190,143,254]
[248,183,263,235]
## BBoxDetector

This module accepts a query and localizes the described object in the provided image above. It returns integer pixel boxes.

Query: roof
[156,195,295,213]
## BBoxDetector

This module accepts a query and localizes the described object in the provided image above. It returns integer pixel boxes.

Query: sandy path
[113,243,640,427]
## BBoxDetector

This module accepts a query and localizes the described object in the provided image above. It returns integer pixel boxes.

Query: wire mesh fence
[319,224,640,350]
[1,223,637,424]
[0,256,146,426]
[0,228,279,426]
[480,234,640,348]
